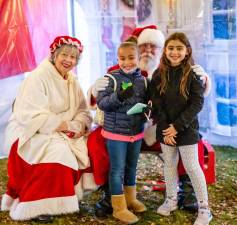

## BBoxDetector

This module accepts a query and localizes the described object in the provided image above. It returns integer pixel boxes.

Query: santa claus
[87,25,211,218]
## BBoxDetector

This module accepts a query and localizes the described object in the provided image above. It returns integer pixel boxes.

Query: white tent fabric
[0,75,24,157]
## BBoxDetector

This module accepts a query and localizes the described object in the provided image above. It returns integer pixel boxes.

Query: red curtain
[0,0,69,79]
[24,0,69,64]
[0,0,36,79]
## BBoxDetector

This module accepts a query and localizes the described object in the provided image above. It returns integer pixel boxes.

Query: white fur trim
[50,37,83,53]
[1,194,14,211]
[75,178,83,200]
[9,195,79,221]
[137,29,165,48]
[82,172,98,190]
[204,73,212,97]
[74,172,98,200]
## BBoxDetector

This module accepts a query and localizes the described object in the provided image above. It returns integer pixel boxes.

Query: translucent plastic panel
[213,0,236,10]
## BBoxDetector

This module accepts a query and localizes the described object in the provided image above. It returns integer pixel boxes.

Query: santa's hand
[192,64,207,83]
[192,64,212,97]
[92,77,109,97]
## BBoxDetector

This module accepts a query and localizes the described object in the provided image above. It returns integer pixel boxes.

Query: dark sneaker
[32,215,54,223]
[178,174,198,212]
[95,196,113,217]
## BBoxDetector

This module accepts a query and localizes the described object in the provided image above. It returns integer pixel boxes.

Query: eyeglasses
[139,44,162,53]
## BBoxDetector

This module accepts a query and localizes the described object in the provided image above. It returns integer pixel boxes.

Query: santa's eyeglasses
[139,43,162,51]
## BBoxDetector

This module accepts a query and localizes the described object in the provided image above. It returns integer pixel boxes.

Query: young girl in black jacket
[150,32,212,225]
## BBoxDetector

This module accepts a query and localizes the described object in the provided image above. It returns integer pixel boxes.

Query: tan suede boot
[124,186,147,213]
[111,194,139,224]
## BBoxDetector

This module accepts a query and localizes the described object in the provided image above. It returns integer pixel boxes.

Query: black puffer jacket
[149,66,204,146]
[97,68,148,135]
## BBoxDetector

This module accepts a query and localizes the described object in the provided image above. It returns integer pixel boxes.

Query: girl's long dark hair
[159,32,194,99]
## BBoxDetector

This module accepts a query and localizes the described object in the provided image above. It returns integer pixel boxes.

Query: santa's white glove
[192,64,212,97]
[91,77,109,97]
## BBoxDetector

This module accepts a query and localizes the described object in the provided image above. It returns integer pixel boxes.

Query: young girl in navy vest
[97,37,147,224]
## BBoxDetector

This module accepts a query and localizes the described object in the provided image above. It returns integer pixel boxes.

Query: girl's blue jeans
[106,139,142,195]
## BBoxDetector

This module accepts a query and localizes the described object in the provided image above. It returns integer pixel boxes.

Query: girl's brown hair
[118,36,138,52]
[159,32,194,99]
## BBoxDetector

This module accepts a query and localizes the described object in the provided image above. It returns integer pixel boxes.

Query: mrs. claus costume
[1,36,97,220]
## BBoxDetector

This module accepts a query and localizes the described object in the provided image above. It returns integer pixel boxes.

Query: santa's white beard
[139,54,160,76]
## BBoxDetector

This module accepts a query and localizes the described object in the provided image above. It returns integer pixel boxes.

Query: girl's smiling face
[165,39,188,66]
[118,46,139,74]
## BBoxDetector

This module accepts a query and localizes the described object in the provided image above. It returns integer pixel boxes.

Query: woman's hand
[162,124,177,137]
[72,127,90,138]
[57,121,90,138]
[73,132,83,139]
[62,131,83,139]
[55,121,68,132]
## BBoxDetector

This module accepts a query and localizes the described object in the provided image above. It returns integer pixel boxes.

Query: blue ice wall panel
[215,74,237,99]
[213,0,236,39]
[217,102,237,126]
[213,14,236,39]
[214,72,237,126]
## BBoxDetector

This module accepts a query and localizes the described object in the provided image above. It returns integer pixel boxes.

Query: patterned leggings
[161,143,208,206]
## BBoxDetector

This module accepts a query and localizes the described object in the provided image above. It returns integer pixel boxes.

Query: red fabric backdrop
[24,0,69,64]
[0,0,36,79]
[0,0,69,79]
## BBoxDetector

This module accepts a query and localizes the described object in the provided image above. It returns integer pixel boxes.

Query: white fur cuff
[9,195,79,221]
[1,194,14,211]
